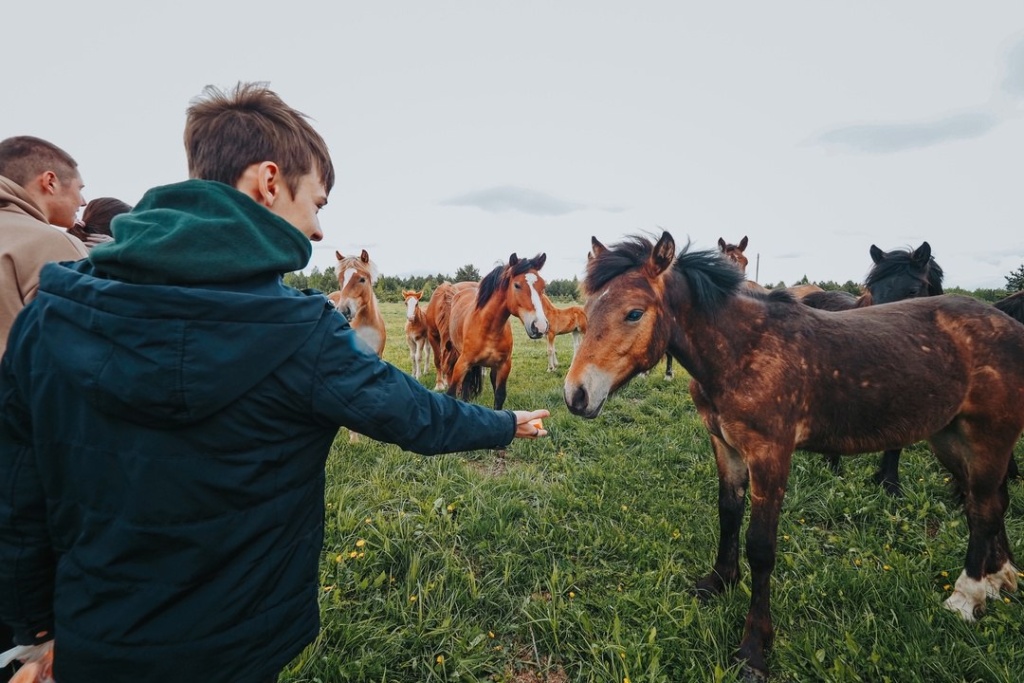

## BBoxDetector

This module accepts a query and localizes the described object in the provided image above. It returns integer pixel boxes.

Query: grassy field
[280,301,1024,683]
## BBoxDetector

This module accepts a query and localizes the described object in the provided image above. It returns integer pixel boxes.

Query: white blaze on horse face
[405,295,418,321]
[524,274,548,333]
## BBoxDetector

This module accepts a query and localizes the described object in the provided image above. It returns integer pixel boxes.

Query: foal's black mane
[865,246,944,295]
[585,235,784,316]
[476,254,546,309]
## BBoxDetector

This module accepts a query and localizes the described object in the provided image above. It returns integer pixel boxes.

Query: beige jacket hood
[0,174,88,357]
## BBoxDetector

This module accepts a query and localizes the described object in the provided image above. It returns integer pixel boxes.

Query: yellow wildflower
[355,539,366,548]
[436,655,445,665]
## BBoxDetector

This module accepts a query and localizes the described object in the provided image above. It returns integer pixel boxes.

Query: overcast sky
[6,2,1024,289]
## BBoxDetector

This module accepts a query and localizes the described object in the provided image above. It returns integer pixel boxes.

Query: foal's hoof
[985,562,1019,597]
[739,662,769,683]
[692,574,727,603]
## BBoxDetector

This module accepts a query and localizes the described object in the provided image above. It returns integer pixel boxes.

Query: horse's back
[730,295,1024,454]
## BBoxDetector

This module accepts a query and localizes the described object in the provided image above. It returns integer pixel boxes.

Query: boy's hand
[513,410,550,439]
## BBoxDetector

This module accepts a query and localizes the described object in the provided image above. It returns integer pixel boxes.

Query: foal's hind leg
[930,423,1016,620]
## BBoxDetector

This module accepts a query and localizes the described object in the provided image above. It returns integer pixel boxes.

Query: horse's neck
[477,291,514,331]
[665,286,754,388]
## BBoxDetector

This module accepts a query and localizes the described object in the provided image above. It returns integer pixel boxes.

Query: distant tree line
[284,263,583,303]
[285,262,1024,305]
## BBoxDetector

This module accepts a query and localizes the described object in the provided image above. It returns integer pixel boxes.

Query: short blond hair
[184,82,335,196]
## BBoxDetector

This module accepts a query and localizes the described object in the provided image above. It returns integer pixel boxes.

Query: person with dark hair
[0,82,549,683]
[0,136,89,357]
[67,196,132,248]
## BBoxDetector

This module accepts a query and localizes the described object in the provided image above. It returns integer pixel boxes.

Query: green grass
[280,302,1024,683]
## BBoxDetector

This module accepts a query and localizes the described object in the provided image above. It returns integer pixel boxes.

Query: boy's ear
[236,162,281,207]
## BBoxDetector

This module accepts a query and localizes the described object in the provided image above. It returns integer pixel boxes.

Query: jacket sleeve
[0,349,56,645]
[308,314,516,455]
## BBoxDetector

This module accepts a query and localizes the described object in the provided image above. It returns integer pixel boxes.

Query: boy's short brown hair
[184,82,335,196]
[0,136,79,187]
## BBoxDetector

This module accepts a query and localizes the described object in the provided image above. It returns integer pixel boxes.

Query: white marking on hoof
[985,561,1019,598]
[944,570,987,621]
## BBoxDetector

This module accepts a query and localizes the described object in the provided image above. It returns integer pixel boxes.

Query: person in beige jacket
[0,136,89,357]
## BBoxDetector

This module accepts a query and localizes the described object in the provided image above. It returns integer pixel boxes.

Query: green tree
[1005,264,1024,291]
[454,264,480,282]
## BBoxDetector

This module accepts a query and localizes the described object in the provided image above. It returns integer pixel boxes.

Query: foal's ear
[912,241,931,262]
[590,236,607,258]
[509,253,519,266]
[650,231,676,275]
[717,237,726,251]
[360,249,370,264]
[534,252,547,270]
[335,250,344,260]
[869,244,885,264]
[738,236,748,251]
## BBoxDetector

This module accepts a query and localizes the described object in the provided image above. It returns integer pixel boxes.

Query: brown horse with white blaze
[564,231,1024,680]
[438,253,548,409]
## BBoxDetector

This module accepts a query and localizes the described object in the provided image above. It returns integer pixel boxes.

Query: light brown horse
[331,250,386,444]
[438,253,548,409]
[331,249,386,356]
[564,231,1024,680]
[424,281,476,390]
[402,289,431,379]
[540,294,587,372]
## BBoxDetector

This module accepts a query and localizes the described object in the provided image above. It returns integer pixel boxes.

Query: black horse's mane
[865,247,944,295]
[585,235,775,315]
[476,254,546,309]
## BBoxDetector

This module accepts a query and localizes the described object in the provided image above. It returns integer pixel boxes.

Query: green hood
[89,179,312,284]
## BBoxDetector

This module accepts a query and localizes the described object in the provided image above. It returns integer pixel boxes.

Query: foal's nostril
[567,385,588,414]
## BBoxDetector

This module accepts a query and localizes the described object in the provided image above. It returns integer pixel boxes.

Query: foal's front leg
[736,445,793,680]
[695,434,748,598]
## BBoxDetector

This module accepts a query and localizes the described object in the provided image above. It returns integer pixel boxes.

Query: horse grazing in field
[424,281,476,390]
[564,231,1024,681]
[438,253,548,409]
[540,294,587,372]
[798,241,946,495]
[402,290,432,379]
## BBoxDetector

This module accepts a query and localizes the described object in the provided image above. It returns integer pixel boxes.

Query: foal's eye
[514,283,521,289]
[625,309,643,322]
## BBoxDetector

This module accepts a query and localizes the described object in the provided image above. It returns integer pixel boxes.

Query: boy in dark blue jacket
[0,82,548,683]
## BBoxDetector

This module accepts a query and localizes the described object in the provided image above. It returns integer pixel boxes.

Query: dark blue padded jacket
[0,180,515,682]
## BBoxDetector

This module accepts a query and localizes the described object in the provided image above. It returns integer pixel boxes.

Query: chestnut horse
[330,250,386,355]
[540,293,587,372]
[437,253,548,409]
[564,231,1024,680]
[402,289,431,379]
[798,241,947,495]
[331,250,386,444]
[423,281,476,390]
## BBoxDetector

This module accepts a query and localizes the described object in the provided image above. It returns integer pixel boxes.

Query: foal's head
[865,241,943,304]
[566,231,747,418]
[478,253,550,339]
[402,289,423,321]
[718,236,749,274]
[335,249,379,319]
